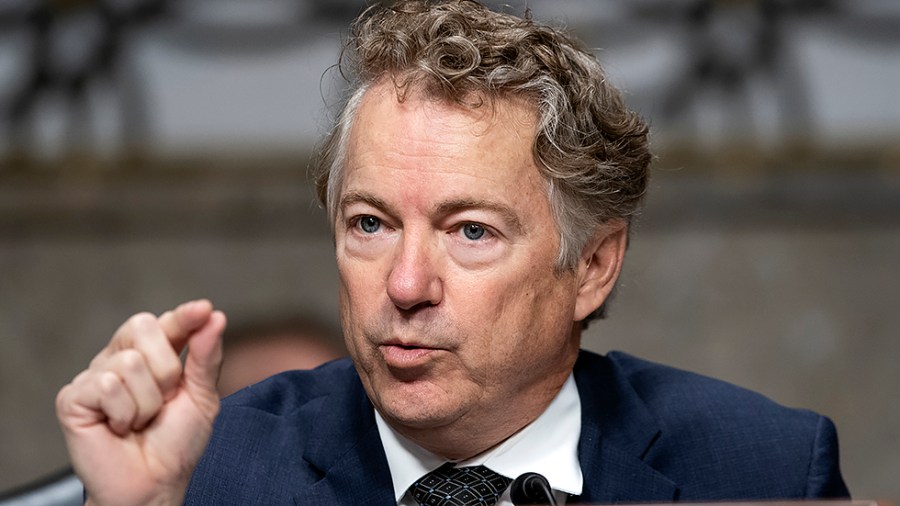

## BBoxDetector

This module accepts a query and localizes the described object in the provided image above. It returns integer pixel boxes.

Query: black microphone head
[510,472,556,505]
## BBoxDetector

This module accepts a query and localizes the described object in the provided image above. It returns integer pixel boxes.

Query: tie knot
[411,463,511,506]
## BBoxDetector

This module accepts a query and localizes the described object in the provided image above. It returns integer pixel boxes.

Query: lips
[379,341,439,369]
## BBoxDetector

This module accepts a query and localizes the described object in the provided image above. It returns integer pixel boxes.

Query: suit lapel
[575,351,679,503]
[292,371,396,506]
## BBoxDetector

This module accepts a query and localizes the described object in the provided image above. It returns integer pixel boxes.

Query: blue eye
[358,216,381,233]
[462,223,485,240]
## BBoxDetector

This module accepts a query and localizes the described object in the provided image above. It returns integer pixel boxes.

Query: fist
[56,300,226,506]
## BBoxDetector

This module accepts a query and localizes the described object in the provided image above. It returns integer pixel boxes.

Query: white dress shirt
[375,373,583,506]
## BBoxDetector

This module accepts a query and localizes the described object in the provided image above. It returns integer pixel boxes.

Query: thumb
[182,310,226,405]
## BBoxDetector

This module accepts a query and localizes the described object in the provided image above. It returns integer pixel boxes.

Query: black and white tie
[410,463,511,506]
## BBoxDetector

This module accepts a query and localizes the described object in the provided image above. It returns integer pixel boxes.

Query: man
[55,1,849,504]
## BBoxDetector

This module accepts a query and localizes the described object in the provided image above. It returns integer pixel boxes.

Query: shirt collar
[375,373,583,502]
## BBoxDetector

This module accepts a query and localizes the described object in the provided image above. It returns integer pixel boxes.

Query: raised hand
[56,300,227,506]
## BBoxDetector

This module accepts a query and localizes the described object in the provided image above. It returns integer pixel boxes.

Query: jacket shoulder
[584,350,849,499]
[606,350,817,427]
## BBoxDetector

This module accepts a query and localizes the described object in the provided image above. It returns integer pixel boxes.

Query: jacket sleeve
[805,415,851,498]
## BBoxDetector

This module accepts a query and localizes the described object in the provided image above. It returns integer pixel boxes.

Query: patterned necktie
[410,463,512,506]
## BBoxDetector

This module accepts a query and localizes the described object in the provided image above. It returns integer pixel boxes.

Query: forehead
[340,83,546,207]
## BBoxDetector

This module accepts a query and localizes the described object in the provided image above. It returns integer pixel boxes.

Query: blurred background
[1,0,898,502]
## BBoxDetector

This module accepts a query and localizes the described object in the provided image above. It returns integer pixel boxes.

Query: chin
[376,385,464,429]
[380,404,457,431]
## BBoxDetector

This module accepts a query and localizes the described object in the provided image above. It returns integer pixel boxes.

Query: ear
[573,220,628,322]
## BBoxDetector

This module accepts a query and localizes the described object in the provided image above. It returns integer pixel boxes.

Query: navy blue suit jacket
[185,350,849,504]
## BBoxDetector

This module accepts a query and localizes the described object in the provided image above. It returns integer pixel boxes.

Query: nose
[386,230,443,311]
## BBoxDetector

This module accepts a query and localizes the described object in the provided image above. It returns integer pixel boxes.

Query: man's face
[335,82,583,457]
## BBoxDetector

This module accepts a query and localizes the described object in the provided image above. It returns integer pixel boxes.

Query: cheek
[338,252,385,302]
[489,269,575,351]
[452,274,536,350]
[337,260,384,345]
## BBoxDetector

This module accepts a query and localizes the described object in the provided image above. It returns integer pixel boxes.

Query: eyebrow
[435,198,525,236]
[339,191,392,217]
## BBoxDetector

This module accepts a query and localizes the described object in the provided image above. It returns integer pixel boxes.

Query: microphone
[510,472,558,506]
